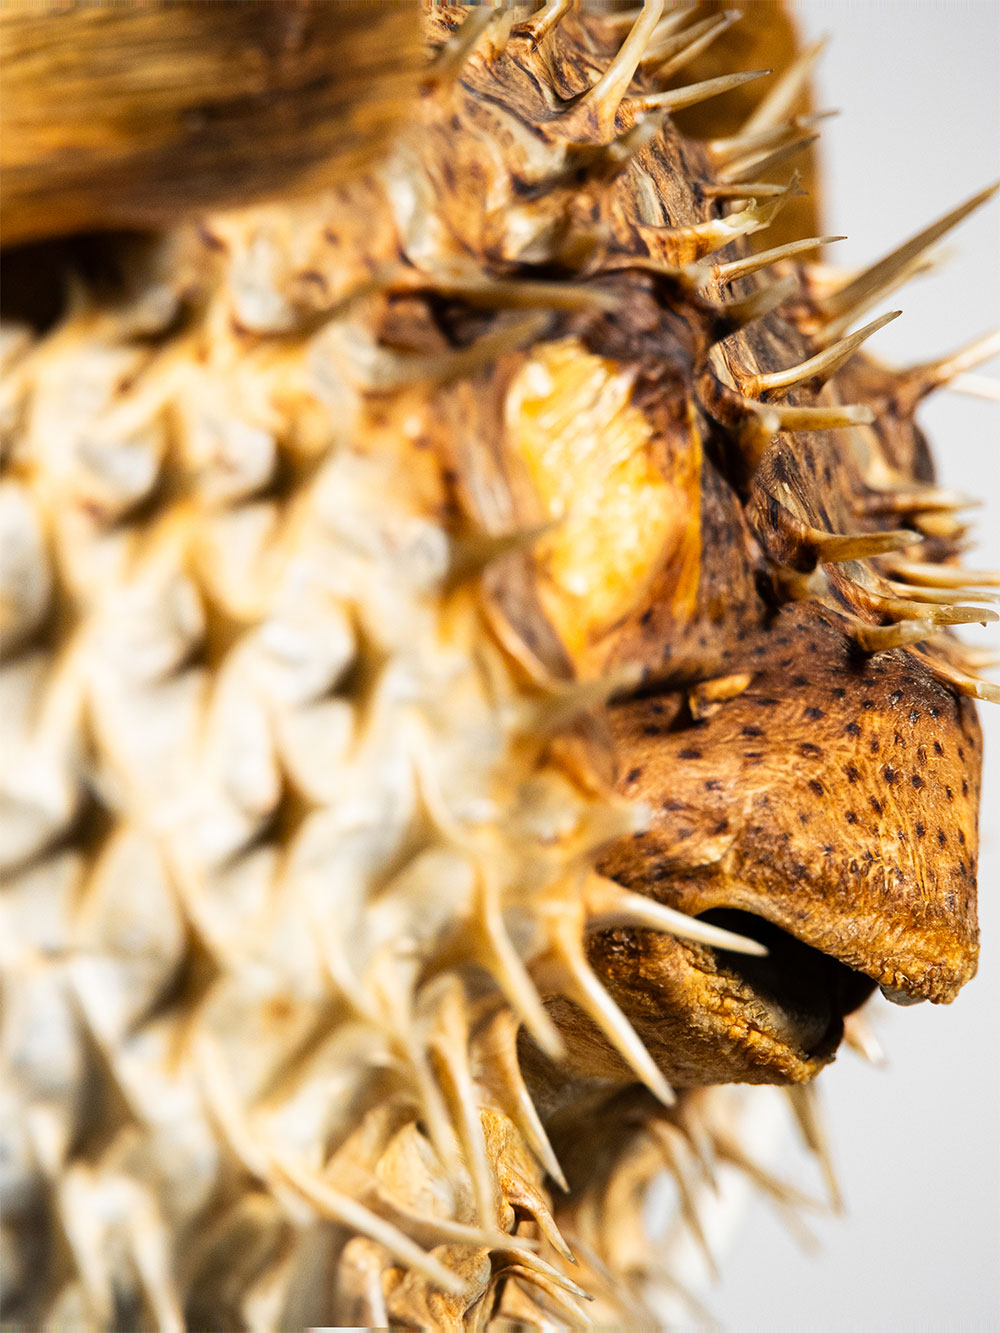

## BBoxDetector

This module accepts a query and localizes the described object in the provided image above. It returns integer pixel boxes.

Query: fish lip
[687,907,879,1068]
[684,885,977,1007]
[878,982,926,1006]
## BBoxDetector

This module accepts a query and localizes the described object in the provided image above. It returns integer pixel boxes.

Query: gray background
[711,2,1000,1329]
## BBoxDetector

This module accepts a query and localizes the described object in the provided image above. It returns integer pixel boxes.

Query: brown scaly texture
[0,3,997,1326]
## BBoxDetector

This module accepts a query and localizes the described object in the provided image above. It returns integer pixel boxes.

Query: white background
[711,3,1000,1329]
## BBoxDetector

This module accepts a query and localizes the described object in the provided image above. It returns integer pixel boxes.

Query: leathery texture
[0,3,996,1326]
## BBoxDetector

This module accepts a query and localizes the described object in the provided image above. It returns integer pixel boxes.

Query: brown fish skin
[587,601,980,1086]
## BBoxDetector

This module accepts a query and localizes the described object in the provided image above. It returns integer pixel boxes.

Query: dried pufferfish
[1,2,997,1327]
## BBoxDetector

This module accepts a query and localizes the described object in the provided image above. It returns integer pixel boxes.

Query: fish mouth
[693,908,878,1065]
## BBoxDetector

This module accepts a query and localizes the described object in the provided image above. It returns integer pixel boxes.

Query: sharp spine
[411,271,620,313]
[641,190,792,267]
[718,132,820,184]
[448,521,556,586]
[567,0,665,139]
[711,235,845,285]
[818,182,1000,335]
[857,584,1000,627]
[843,615,936,653]
[643,9,741,80]
[642,5,700,41]
[911,511,969,541]
[928,636,1000,672]
[370,313,550,390]
[475,1009,569,1191]
[762,402,875,430]
[477,878,566,1062]
[428,6,495,86]
[712,274,799,333]
[886,579,1000,608]
[584,875,768,956]
[543,916,676,1107]
[702,178,803,199]
[525,665,643,734]
[742,309,900,399]
[741,36,828,137]
[811,526,918,565]
[857,485,982,517]
[645,1119,720,1279]
[710,111,833,167]
[882,559,1000,590]
[624,68,771,118]
[641,12,731,68]
[582,111,669,184]
[897,328,1000,410]
[785,1084,843,1214]
[514,0,572,46]
[428,981,495,1226]
[843,1012,887,1067]
[270,1149,467,1295]
[947,373,1000,402]
[916,654,1000,705]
